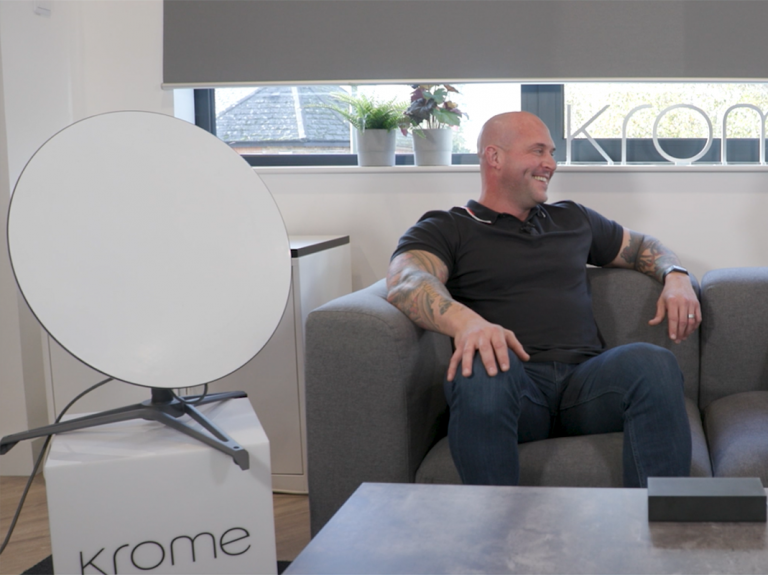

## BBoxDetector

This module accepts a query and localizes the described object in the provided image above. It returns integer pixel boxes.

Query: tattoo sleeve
[619,230,680,283]
[386,251,457,333]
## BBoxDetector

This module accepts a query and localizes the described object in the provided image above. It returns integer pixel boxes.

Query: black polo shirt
[392,199,624,363]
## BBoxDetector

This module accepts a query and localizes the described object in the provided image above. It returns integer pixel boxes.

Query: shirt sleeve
[579,204,624,267]
[391,210,458,275]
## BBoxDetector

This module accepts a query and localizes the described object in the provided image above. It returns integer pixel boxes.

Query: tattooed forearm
[620,231,680,282]
[439,298,452,315]
[412,282,453,329]
[386,250,456,332]
[387,273,455,331]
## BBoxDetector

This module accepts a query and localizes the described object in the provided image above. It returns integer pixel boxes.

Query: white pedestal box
[44,398,277,575]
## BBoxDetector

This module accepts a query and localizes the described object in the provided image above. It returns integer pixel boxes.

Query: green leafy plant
[317,92,407,132]
[400,84,465,136]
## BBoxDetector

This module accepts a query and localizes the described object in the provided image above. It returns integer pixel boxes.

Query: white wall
[0,9,35,476]
[1,0,766,477]
[259,165,768,291]
[0,0,170,475]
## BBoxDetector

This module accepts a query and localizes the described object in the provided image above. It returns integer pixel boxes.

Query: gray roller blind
[163,0,768,88]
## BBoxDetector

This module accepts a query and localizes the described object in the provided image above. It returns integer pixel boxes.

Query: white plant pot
[354,129,397,167]
[412,128,453,166]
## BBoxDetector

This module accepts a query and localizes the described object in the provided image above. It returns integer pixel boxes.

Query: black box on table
[648,477,766,522]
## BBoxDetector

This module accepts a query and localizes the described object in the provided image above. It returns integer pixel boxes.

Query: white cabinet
[43,235,351,494]
[211,235,351,492]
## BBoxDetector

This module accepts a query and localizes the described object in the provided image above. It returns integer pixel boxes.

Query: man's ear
[483,145,502,169]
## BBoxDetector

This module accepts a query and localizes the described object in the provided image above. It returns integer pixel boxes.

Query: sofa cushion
[415,433,623,486]
[414,436,462,485]
[416,399,711,484]
[704,390,768,481]
[686,396,714,478]
[520,434,624,486]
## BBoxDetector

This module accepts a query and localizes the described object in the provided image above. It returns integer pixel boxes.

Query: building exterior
[217,86,350,154]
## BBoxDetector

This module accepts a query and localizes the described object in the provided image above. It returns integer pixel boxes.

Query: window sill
[252,164,480,175]
[253,163,767,176]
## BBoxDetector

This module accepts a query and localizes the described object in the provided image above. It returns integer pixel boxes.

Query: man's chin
[530,181,548,200]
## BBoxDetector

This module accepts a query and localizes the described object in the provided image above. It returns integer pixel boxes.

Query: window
[194,83,521,166]
[194,82,767,166]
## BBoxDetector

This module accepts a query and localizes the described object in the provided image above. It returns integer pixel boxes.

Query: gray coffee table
[285,482,768,574]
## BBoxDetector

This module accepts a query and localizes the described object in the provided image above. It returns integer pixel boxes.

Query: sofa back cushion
[588,268,700,405]
[700,267,768,409]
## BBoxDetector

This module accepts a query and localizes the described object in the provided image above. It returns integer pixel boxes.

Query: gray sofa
[305,267,768,535]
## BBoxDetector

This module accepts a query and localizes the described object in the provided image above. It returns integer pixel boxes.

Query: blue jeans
[444,342,691,488]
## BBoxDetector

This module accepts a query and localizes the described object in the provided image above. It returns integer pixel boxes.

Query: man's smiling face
[498,116,557,211]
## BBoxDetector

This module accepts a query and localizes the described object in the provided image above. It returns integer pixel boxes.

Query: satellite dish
[7,111,291,388]
[1,111,292,469]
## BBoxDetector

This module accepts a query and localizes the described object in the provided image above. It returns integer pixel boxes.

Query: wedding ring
[687,314,695,319]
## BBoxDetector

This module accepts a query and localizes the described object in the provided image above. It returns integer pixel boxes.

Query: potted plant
[317,92,406,166]
[400,84,465,166]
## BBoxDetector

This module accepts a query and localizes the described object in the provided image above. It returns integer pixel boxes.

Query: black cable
[174,384,209,405]
[0,376,114,556]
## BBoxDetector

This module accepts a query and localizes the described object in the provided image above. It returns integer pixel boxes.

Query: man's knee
[455,349,527,381]
[612,343,686,406]
[613,342,681,377]
[446,350,527,414]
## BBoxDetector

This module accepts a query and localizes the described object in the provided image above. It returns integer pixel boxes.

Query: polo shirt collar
[464,200,544,224]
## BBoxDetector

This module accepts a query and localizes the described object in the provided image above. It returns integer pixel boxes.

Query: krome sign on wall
[565,103,767,166]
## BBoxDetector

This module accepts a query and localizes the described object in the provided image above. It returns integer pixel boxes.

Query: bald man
[386,112,699,488]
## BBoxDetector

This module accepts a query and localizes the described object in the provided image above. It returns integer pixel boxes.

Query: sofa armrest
[305,279,451,535]
[700,267,768,409]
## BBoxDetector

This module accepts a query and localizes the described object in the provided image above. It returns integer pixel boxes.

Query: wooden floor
[0,475,311,575]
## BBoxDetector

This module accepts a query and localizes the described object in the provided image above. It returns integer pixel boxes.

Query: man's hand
[648,272,702,343]
[608,228,702,343]
[447,314,529,382]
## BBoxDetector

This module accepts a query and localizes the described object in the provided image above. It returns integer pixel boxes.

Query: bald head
[475,111,557,218]
[477,111,551,159]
